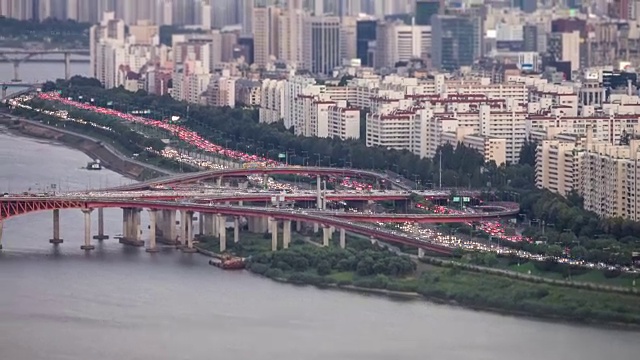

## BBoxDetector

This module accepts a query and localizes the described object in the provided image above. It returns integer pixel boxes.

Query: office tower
[340,16,357,62]
[415,0,441,25]
[278,2,306,68]
[431,14,477,71]
[212,0,239,29]
[240,0,254,35]
[253,5,281,67]
[173,0,197,26]
[304,16,341,74]
[375,19,431,68]
[356,19,376,66]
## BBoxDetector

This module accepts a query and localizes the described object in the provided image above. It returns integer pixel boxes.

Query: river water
[1,64,640,360]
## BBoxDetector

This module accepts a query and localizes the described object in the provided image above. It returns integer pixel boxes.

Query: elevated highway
[109,166,414,192]
[0,197,457,255]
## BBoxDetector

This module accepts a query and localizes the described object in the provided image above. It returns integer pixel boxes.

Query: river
[1,65,640,360]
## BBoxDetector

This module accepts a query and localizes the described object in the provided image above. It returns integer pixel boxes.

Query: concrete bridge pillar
[1,85,6,99]
[216,177,223,187]
[198,212,204,235]
[322,225,330,247]
[121,208,129,239]
[283,220,291,249]
[179,210,188,247]
[93,208,108,240]
[64,52,71,81]
[370,236,377,245]
[49,209,63,244]
[270,217,278,251]
[183,211,196,253]
[233,216,239,243]
[313,223,319,233]
[159,210,177,245]
[80,209,95,250]
[0,220,4,250]
[339,228,346,249]
[12,60,20,82]
[316,175,322,208]
[146,209,159,253]
[218,214,226,252]
[418,248,425,258]
[296,220,302,232]
[135,209,142,243]
[205,213,215,235]
[238,200,243,206]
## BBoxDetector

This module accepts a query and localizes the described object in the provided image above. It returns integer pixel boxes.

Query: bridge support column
[178,210,187,248]
[183,211,197,253]
[233,216,240,243]
[283,220,291,249]
[0,220,3,250]
[262,174,268,189]
[12,61,20,82]
[205,213,215,236]
[370,236,377,245]
[238,200,243,206]
[64,52,71,81]
[218,214,226,252]
[270,217,278,251]
[146,209,159,253]
[49,209,63,244]
[93,208,108,240]
[1,86,6,99]
[418,248,425,258]
[313,223,319,233]
[322,225,330,247]
[339,228,346,249]
[80,209,95,250]
[159,210,177,245]
[296,220,302,232]
[316,175,321,208]
[216,177,223,187]
[198,212,204,235]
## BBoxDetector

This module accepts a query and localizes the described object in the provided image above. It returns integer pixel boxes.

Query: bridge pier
[218,214,226,252]
[283,220,291,249]
[158,210,177,245]
[316,175,322,208]
[146,209,159,253]
[178,210,187,248]
[0,220,3,250]
[339,228,346,249]
[233,216,240,243]
[183,211,197,253]
[64,52,71,81]
[120,208,144,247]
[1,85,6,99]
[93,208,109,240]
[198,212,204,235]
[49,209,63,244]
[12,60,20,82]
[80,209,95,250]
[322,225,330,247]
[418,248,425,258]
[270,217,278,251]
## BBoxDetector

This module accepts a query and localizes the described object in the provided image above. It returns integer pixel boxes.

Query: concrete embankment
[0,114,171,181]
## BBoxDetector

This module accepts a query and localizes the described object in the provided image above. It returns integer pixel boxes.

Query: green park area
[197,229,640,327]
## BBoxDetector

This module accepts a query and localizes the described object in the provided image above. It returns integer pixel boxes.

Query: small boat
[209,256,246,270]
[86,159,102,170]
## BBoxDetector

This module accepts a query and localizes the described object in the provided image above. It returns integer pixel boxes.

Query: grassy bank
[203,231,640,327]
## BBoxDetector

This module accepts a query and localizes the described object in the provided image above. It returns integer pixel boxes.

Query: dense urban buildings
[10,0,640,220]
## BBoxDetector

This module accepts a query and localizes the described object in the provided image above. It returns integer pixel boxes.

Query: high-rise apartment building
[414,0,441,25]
[253,5,281,67]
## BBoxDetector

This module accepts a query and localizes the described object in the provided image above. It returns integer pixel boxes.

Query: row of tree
[250,242,416,278]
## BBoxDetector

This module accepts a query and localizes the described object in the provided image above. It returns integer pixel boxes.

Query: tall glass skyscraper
[431,14,477,71]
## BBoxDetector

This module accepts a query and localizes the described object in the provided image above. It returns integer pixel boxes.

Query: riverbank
[192,234,640,330]
[0,114,171,181]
